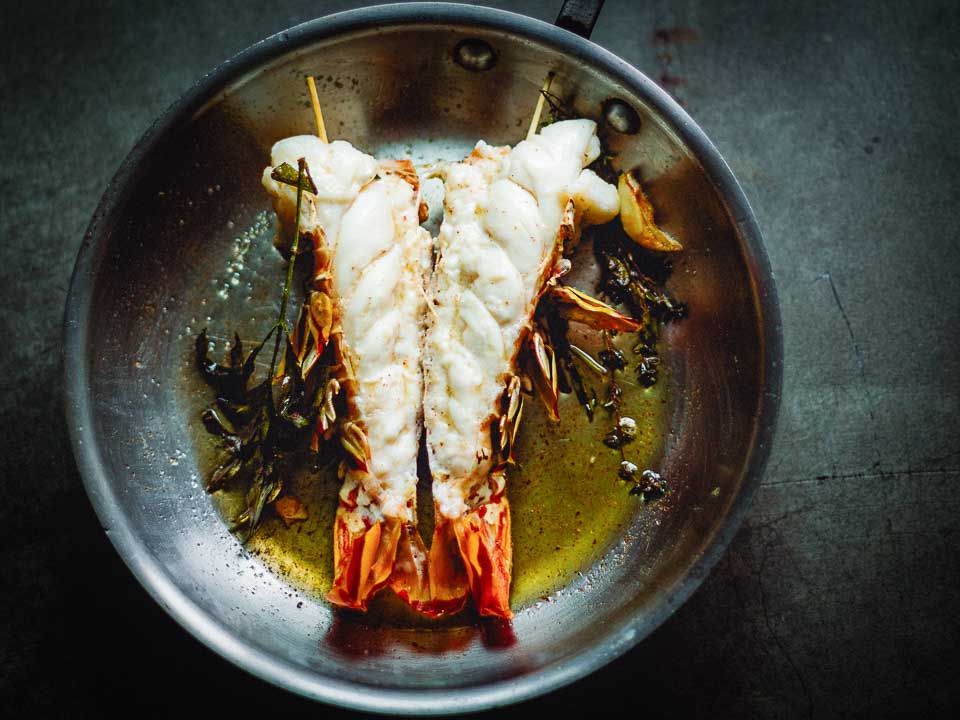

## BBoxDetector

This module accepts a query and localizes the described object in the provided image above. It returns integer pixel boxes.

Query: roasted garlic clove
[618,171,683,252]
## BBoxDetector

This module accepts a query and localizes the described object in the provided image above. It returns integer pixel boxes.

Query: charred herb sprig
[593,225,686,389]
[268,159,313,383]
[538,88,577,128]
[590,225,684,499]
[521,185,685,500]
[592,331,666,501]
[523,242,678,501]
[196,158,329,540]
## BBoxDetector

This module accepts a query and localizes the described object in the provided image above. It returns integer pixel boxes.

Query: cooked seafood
[262,136,433,612]
[423,119,621,618]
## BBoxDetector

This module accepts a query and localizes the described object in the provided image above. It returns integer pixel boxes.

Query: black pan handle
[555,0,605,39]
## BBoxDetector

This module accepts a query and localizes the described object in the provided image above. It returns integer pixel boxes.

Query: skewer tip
[526,72,555,141]
[306,76,328,143]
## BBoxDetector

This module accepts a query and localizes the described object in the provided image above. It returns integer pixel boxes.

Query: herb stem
[601,330,627,464]
[569,344,608,376]
[268,157,306,388]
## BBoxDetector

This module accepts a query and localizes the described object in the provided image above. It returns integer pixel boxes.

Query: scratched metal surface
[0,0,957,717]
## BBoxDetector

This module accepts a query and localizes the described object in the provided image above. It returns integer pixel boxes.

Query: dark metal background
[1,0,958,717]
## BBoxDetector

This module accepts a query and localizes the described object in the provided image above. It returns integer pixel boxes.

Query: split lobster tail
[433,493,513,619]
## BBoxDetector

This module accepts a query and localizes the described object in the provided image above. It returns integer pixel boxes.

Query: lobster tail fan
[451,496,513,619]
[326,506,401,611]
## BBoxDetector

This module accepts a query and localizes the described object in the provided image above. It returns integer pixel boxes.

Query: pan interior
[75,17,768,705]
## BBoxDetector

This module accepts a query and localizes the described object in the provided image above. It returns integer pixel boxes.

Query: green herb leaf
[270,162,318,195]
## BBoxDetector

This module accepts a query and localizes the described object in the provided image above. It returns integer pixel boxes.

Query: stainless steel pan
[63,2,781,713]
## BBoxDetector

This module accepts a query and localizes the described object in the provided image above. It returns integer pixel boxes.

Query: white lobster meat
[262,136,433,611]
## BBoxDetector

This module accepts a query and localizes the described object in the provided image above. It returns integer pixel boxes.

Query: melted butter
[507,335,667,608]
[195,334,667,617]
[234,460,340,594]
[186,221,669,620]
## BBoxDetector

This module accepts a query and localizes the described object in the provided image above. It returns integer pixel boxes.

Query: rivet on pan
[602,98,641,134]
[454,39,497,72]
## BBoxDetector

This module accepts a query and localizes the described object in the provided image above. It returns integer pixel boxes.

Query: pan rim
[62,2,782,714]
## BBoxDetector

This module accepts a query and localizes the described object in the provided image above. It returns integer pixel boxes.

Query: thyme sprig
[538,88,577,127]
[196,158,334,541]
[525,217,684,500]
[593,225,685,389]
[268,159,308,391]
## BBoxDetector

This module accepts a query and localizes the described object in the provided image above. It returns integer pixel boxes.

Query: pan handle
[555,0,605,39]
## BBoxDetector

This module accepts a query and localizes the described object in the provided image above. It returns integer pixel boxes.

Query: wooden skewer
[526,72,554,141]
[306,76,328,143]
